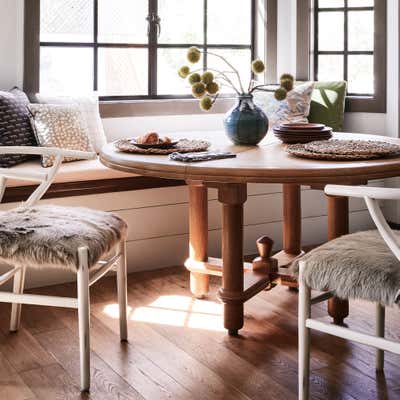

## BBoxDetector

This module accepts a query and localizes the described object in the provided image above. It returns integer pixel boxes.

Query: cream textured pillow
[28,104,93,167]
[35,93,107,153]
[253,81,315,128]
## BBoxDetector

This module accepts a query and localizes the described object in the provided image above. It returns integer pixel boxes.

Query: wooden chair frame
[0,147,128,392]
[298,184,400,400]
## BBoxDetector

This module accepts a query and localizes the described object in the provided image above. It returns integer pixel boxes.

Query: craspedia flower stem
[280,73,294,83]
[188,73,201,85]
[206,50,245,94]
[191,82,206,98]
[274,87,287,101]
[201,71,214,85]
[206,81,219,95]
[200,96,213,111]
[178,66,190,78]
[280,78,294,92]
[187,47,201,64]
[251,59,265,74]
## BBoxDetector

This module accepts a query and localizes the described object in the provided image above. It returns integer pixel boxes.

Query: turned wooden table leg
[271,184,304,286]
[283,184,302,256]
[188,183,209,299]
[327,194,350,325]
[218,183,247,336]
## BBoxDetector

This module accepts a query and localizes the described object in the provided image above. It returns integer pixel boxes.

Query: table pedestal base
[186,182,351,334]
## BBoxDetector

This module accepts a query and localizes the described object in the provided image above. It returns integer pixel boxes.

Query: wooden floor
[0,267,399,400]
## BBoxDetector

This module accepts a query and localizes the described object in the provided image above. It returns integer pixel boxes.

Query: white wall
[0,0,23,89]
[0,0,395,288]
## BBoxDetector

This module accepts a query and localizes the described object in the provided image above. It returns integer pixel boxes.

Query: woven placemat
[115,138,210,155]
[287,140,400,161]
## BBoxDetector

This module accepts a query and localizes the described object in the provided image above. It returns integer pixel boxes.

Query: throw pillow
[35,92,107,153]
[308,81,347,132]
[253,81,315,128]
[28,104,93,167]
[0,88,38,167]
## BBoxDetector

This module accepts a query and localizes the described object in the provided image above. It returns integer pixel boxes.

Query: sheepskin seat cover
[292,230,400,306]
[0,205,127,272]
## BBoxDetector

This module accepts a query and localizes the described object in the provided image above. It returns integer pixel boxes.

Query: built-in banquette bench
[3,157,185,203]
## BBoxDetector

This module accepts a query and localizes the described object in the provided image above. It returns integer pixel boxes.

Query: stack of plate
[273,123,332,144]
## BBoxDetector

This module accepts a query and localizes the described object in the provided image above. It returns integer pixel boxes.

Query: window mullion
[93,0,98,91]
[148,0,158,97]
[314,0,319,81]
[203,0,207,71]
[344,0,348,85]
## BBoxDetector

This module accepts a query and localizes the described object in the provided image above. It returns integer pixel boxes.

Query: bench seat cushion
[0,205,128,272]
[5,158,136,187]
[292,230,400,306]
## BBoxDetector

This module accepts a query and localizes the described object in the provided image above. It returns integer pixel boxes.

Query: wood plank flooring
[0,266,398,400]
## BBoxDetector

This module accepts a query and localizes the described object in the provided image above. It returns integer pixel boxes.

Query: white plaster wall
[0,0,396,288]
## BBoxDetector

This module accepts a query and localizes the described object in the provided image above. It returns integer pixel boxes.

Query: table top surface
[100,131,400,184]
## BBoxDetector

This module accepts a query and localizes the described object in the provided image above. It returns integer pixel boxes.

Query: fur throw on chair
[0,205,127,272]
[292,230,400,306]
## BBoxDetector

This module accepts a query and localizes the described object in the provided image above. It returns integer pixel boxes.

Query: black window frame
[38,0,257,102]
[314,0,375,97]
[297,0,386,113]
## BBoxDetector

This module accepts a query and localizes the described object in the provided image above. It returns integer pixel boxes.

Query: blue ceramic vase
[223,94,268,145]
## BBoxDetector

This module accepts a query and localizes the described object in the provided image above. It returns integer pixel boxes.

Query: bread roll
[137,132,159,144]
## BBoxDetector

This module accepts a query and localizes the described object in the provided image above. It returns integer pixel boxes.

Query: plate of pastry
[131,132,178,149]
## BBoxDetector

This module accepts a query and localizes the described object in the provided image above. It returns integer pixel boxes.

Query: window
[312,0,386,112]
[38,0,255,101]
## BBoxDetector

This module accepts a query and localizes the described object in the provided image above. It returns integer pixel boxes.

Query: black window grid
[313,0,375,97]
[39,0,256,101]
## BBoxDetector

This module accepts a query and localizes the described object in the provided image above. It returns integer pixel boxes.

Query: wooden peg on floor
[252,236,278,274]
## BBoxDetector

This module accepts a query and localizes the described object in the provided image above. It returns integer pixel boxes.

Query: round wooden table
[101,131,400,335]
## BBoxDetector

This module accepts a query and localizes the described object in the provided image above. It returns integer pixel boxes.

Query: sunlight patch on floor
[102,295,224,332]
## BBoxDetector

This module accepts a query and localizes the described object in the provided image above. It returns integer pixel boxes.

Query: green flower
[187,47,201,64]
[200,96,213,111]
[188,73,201,85]
[280,78,294,92]
[201,71,214,85]
[251,59,265,74]
[206,82,219,95]
[178,66,190,78]
[191,82,206,98]
[280,73,294,82]
[274,87,287,101]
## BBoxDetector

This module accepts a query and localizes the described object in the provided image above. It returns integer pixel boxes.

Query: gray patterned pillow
[28,104,93,167]
[0,88,38,167]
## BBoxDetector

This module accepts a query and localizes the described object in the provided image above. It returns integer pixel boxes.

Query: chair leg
[376,303,385,372]
[77,247,90,392]
[117,240,128,342]
[298,261,311,400]
[10,266,26,332]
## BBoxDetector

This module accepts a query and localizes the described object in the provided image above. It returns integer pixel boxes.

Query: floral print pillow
[253,81,315,129]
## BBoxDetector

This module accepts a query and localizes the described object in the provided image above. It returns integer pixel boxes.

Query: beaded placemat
[115,138,210,155]
[286,140,400,161]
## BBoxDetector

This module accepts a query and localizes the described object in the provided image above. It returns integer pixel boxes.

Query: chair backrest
[0,147,96,207]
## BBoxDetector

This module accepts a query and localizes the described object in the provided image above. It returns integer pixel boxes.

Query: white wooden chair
[0,146,128,392]
[298,184,400,400]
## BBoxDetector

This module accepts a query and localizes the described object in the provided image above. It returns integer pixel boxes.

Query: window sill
[99,97,236,119]
[345,95,386,114]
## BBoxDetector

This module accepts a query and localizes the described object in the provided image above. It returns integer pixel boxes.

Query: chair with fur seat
[296,184,400,400]
[0,146,128,392]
